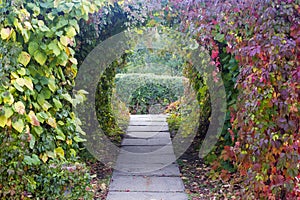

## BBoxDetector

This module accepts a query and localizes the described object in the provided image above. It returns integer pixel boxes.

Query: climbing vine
[178,0,300,198]
[0,0,104,198]
[1,0,299,199]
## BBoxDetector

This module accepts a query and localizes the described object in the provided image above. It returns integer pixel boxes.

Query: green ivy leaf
[13,82,24,92]
[23,154,40,166]
[33,126,43,136]
[41,100,52,111]
[34,51,47,66]
[12,119,24,133]
[29,134,36,149]
[61,93,73,104]
[53,98,62,109]
[41,88,51,99]
[214,33,225,43]
[47,13,55,21]
[48,41,61,56]
[48,78,57,92]
[28,41,39,55]
[73,136,87,143]
[4,107,14,118]
[56,128,66,141]
[18,51,31,67]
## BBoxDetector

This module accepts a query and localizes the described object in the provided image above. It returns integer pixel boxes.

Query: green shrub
[33,161,92,199]
[0,1,103,198]
[112,89,130,132]
[115,73,185,114]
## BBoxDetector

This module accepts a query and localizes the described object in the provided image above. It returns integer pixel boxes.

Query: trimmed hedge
[115,73,186,114]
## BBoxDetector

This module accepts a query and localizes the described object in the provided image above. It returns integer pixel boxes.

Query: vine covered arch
[0,0,299,199]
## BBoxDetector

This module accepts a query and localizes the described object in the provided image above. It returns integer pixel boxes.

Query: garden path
[106,114,188,200]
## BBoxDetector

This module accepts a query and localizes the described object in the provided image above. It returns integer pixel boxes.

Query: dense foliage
[0,0,104,198]
[115,73,185,114]
[177,0,300,198]
[1,0,299,199]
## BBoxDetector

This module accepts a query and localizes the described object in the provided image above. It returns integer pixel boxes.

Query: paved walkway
[107,114,188,200]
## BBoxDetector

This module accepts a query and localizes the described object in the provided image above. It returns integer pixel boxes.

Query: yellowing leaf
[46,151,55,158]
[65,26,77,37]
[4,107,14,118]
[40,153,48,163]
[28,111,40,126]
[136,29,143,35]
[24,77,33,91]
[47,117,57,128]
[0,115,7,128]
[69,57,77,65]
[54,147,64,158]
[14,101,26,114]
[1,27,11,40]
[66,139,72,145]
[61,93,73,104]
[70,149,76,157]
[24,21,33,30]
[18,51,31,67]
[54,0,60,8]
[48,78,57,92]
[17,68,26,76]
[34,51,47,66]
[3,93,14,105]
[60,35,70,46]
[41,101,52,111]
[16,78,25,87]
[12,119,24,133]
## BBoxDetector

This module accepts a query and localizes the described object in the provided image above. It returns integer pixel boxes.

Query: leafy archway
[0,0,299,199]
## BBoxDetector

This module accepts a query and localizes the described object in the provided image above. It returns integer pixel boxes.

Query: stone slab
[113,163,179,174]
[116,153,176,164]
[106,192,188,200]
[121,145,174,154]
[130,115,167,122]
[109,176,185,192]
[127,125,169,132]
[125,132,170,139]
[113,163,181,176]
[129,121,168,126]
[122,138,171,146]
[130,114,167,119]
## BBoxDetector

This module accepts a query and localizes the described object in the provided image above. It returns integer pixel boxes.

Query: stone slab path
[106,114,188,200]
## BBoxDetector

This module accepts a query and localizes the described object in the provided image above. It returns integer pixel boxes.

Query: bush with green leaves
[0,0,103,198]
[115,73,185,114]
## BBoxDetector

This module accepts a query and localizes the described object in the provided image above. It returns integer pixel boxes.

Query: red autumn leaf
[211,50,219,59]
